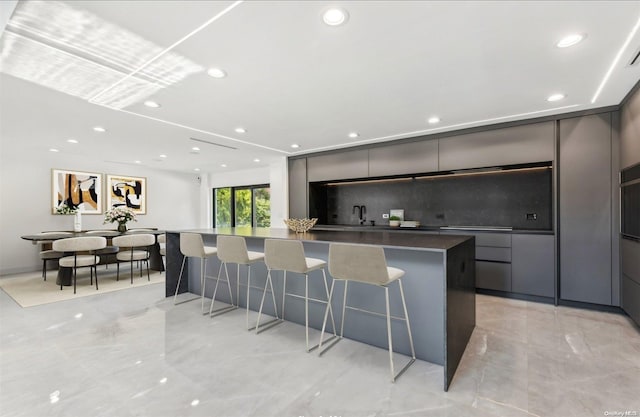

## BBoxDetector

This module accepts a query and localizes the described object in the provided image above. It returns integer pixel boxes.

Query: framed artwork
[51,169,103,214]
[106,174,147,214]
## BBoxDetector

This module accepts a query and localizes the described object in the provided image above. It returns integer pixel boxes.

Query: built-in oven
[621,163,640,241]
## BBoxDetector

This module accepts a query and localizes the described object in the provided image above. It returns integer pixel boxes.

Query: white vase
[74,211,82,232]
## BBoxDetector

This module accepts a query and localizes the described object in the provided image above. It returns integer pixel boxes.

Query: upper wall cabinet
[307,149,369,182]
[369,139,439,177]
[288,158,308,218]
[621,88,640,169]
[438,121,555,170]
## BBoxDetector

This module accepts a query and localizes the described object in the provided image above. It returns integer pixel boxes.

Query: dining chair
[37,231,73,281]
[84,230,119,269]
[112,234,155,283]
[52,236,107,294]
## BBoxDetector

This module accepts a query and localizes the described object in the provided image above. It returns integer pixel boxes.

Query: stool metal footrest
[253,317,283,334]
[393,358,416,382]
[173,295,202,305]
[210,304,238,318]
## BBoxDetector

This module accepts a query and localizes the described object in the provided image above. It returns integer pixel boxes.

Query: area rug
[0,267,165,308]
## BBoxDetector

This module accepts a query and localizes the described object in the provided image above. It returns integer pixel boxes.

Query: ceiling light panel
[0,0,203,109]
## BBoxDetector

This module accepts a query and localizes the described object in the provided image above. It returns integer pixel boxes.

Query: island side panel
[189,236,447,365]
[165,231,187,298]
[444,237,476,391]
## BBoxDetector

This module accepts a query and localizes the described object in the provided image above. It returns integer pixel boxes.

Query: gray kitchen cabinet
[559,114,613,305]
[512,234,555,298]
[307,149,369,182]
[621,238,640,326]
[288,158,308,218]
[476,261,511,292]
[368,139,438,176]
[438,121,555,170]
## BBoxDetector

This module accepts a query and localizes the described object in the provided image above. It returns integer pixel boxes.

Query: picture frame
[106,174,147,214]
[51,169,103,214]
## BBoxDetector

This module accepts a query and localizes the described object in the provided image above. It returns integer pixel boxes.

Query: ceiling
[1,0,640,174]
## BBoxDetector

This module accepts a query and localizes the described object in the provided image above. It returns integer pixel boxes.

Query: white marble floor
[1,278,639,417]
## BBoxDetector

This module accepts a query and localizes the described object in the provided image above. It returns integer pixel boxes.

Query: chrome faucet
[353,205,367,225]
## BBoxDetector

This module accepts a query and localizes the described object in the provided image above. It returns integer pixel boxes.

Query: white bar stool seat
[319,243,416,382]
[259,239,337,351]
[174,233,218,314]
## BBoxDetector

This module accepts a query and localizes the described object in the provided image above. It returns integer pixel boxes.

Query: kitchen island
[164,227,475,391]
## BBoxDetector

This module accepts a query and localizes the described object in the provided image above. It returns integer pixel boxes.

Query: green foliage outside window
[215,188,231,227]
[214,185,270,227]
[235,189,252,227]
[254,188,271,227]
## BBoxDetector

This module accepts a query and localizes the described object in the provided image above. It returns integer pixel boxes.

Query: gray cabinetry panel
[475,233,512,247]
[620,88,640,169]
[288,158,308,218]
[438,121,554,170]
[622,274,640,327]
[307,150,369,182]
[512,234,555,297]
[621,238,640,285]
[369,139,438,177]
[559,114,612,305]
[476,261,511,292]
[476,247,511,262]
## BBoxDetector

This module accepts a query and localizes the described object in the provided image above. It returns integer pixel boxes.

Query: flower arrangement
[55,203,78,215]
[104,206,137,232]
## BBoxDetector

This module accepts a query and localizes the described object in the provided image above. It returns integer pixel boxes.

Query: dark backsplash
[310,168,553,230]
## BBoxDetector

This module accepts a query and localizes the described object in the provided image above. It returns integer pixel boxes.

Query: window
[213,184,270,227]
[214,187,231,227]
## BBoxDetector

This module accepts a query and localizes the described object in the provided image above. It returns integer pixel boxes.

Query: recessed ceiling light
[67,139,78,144]
[221,164,227,168]
[323,8,349,26]
[93,126,106,133]
[194,168,200,172]
[192,147,200,151]
[427,116,440,124]
[49,148,59,152]
[291,144,300,149]
[348,132,359,138]
[556,34,585,48]
[134,160,141,164]
[144,100,161,108]
[207,68,226,78]
[253,158,260,163]
[547,93,566,102]
[235,127,246,134]
[159,154,167,158]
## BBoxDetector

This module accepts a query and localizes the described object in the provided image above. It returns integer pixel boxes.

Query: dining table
[21,230,166,285]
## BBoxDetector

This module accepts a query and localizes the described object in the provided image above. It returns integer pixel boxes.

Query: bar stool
[259,239,337,351]
[174,233,218,314]
[213,235,264,328]
[319,243,416,382]
[52,236,107,294]
[112,234,155,283]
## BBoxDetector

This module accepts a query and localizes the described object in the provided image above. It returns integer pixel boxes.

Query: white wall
[0,151,200,275]
[206,158,288,229]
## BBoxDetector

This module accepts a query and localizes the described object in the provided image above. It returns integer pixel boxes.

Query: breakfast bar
[164,227,475,391]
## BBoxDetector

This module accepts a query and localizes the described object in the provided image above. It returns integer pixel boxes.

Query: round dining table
[21,230,166,286]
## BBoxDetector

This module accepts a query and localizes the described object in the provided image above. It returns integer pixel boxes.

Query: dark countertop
[169,227,474,252]
[313,224,554,235]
